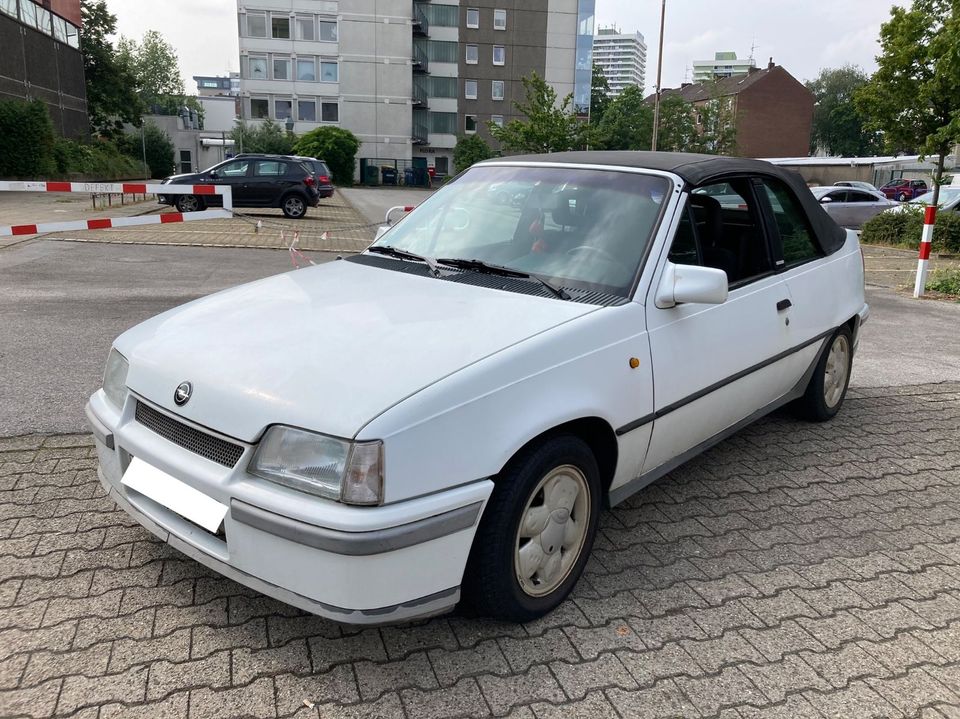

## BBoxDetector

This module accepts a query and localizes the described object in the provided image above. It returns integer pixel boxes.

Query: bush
[293,126,361,185]
[53,137,145,179]
[0,99,56,178]
[926,267,960,295]
[116,123,174,179]
[860,208,960,254]
[230,119,296,156]
[453,134,494,173]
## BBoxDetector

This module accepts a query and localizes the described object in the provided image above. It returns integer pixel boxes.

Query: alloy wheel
[823,333,850,408]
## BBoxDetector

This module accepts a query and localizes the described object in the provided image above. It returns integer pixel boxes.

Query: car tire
[461,434,601,623]
[794,326,853,422]
[897,192,908,202]
[281,194,307,219]
[175,195,204,213]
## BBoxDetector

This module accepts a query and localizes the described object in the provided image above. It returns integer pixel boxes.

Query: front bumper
[86,391,492,624]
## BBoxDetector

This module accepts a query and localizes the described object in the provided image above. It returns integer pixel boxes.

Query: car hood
[116,259,599,442]
[163,172,203,184]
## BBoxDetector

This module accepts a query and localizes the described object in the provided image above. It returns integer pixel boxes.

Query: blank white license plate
[121,456,228,532]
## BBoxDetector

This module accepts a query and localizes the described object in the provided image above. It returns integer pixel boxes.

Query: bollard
[913,206,937,298]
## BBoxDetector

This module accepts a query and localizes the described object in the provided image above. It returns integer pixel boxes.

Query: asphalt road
[339,186,435,226]
[0,239,957,437]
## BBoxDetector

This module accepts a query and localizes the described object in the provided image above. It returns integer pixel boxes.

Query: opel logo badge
[174,382,192,406]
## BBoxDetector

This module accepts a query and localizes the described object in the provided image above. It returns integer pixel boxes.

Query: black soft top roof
[485,151,847,254]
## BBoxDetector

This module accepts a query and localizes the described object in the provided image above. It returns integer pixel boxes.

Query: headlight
[249,426,384,505]
[103,349,129,409]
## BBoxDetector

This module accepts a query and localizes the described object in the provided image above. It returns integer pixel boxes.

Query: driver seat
[689,194,737,282]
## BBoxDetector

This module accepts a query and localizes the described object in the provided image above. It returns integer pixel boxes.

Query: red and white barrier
[913,205,937,298]
[0,180,232,238]
[384,204,416,225]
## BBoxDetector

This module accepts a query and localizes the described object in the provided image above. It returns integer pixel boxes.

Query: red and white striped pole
[913,205,937,298]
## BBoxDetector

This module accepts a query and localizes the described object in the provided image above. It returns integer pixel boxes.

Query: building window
[272,15,290,39]
[251,98,269,119]
[320,61,338,83]
[246,12,267,37]
[492,80,504,100]
[298,99,317,121]
[0,0,16,18]
[296,16,314,41]
[179,150,192,174]
[273,58,290,80]
[493,46,505,65]
[248,57,268,79]
[319,20,338,42]
[466,44,478,64]
[52,15,67,41]
[65,21,79,47]
[275,99,293,120]
[18,1,36,27]
[321,102,339,122]
[465,80,478,100]
[465,115,478,134]
[491,114,504,127]
[297,58,316,81]
[435,157,449,175]
[429,76,457,98]
[466,8,479,28]
[494,9,506,29]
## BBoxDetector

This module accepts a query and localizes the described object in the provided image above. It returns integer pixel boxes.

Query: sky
[105,0,908,91]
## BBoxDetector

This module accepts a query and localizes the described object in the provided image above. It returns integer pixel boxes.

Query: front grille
[135,401,244,468]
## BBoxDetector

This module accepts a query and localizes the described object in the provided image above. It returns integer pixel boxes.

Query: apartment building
[692,51,756,83]
[236,0,590,177]
[0,0,87,137]
[592,26,645,97]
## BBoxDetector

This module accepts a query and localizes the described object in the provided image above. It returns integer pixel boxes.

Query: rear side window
[761,180,821,267]
[255,161,286,177]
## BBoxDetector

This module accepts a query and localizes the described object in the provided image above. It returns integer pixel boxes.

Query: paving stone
[188,676,276,719]
[675,665,767,716]
[153,598,228,636]
[561,621,644,660]
[99,692,190,719]
[309,628,387,672]
[21,644,111,686]
[866,667,960,716]
[147,652,231,700]
[42,589,122,626]
[803,680,905,718]
[797,610,884,649]
[316,692,405,719]
[355,650,439,700]
[683,631,766,673]
[741,653,831,702]
[190,618,268,658]
[477,665,564,716]
[0,677,62,718]
[498,628,577,672]
[0,622,77,661]
[73,606,154,648]
[58,664,148,715]
[380,620,459,660]
[628,611,709,649]
[428,639,510,688]
[109,628,192,673]
[530,690,620,719]
[0,653,28,690]
[549,652,636,700]
[274,665,360,714]
[606,678,701,718]
[403,677,491,719]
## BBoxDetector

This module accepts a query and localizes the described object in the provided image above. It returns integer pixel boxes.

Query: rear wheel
[462,435,600,622]
[897,192,908,202]
[281,194,307,219]
[795,326,853,422]
[175,195,203,213]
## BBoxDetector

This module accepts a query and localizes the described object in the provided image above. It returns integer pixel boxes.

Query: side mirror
[209,171,219,179]
[819,196,833,203]
[374,225,389,241]
[656,262,728,308]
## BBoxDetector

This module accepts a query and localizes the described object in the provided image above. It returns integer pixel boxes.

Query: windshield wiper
[366,245,440,276]
[436,257,571,300]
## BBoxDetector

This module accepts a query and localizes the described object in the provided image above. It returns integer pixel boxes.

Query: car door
[211,159,252,206]
[845,190,887,227]
[642,180,795,475]
[247,160,290,206]
[821,190,850,226]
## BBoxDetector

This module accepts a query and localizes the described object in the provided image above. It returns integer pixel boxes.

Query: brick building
[654,59,814,158]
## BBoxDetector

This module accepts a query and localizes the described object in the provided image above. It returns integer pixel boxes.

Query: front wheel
[281,194,307,219]
[462,435,600,622]
[175,195,203,213]
[897,192,908,202]
[794,326,853,422]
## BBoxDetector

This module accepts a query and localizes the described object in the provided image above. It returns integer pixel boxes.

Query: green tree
[117,123,174,178]
[855,0,960,206]
[453,134,494,173]
[806,66,882,156]
[293,126,361,184]
[80,0,144,136]
[117,30,185,108]
[489,72,589,154]
[655,95,699,152]
[0,99,56,177]
[230,120,297,155]
[694,93,738,155]
[589,64,612,124]
[594,85,653,150]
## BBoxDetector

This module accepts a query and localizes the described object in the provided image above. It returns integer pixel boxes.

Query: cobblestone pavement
[2,383,960,718]
[41,192,376,254]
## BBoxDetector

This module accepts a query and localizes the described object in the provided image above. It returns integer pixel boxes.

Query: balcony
[412,109,429,144]
[412,43,429,73]
[412,78,427,107]
[413,3,429,36]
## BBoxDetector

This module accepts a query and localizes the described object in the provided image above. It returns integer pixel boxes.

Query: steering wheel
[446,207,470,232]
[567,245,618,264]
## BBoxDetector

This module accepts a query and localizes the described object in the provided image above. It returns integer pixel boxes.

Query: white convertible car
[87,152,868,624]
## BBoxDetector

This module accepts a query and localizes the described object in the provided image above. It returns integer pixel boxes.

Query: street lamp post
[651,0,666,151]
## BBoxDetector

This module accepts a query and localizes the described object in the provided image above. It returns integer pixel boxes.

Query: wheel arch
[497,416,619,507]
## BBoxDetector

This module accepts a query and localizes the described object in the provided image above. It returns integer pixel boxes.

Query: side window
[827,190,847,202]
[255,161,286,177]
[846,191,872,203]
[688,179,772,286]
[667,206,699,265]
[761,180,821,267]
[219,161,248,177]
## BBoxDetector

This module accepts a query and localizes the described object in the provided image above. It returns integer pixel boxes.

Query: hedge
[0,99,56,178]
[860,207,960,254]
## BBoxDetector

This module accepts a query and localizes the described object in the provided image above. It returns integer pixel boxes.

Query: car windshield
[909,188,960,206]
[370,165,670,296]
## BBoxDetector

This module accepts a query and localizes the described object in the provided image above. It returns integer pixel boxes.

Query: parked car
[289,156,335,199]
[879,178,928,202]
[158,154,320,218]
[810,186,898,228]
[833,180,879,192]
[88,152,867,625]
[885,186,960,215]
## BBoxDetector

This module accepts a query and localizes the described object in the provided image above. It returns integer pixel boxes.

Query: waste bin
[404,167,416,186]
[381,167,398,185]
[364,165,379,186]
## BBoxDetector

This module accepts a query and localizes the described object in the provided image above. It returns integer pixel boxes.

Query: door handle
[776,299,792,311]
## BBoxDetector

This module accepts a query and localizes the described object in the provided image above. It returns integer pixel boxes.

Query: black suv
[232,154,335,200]
[158,155,320,218]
